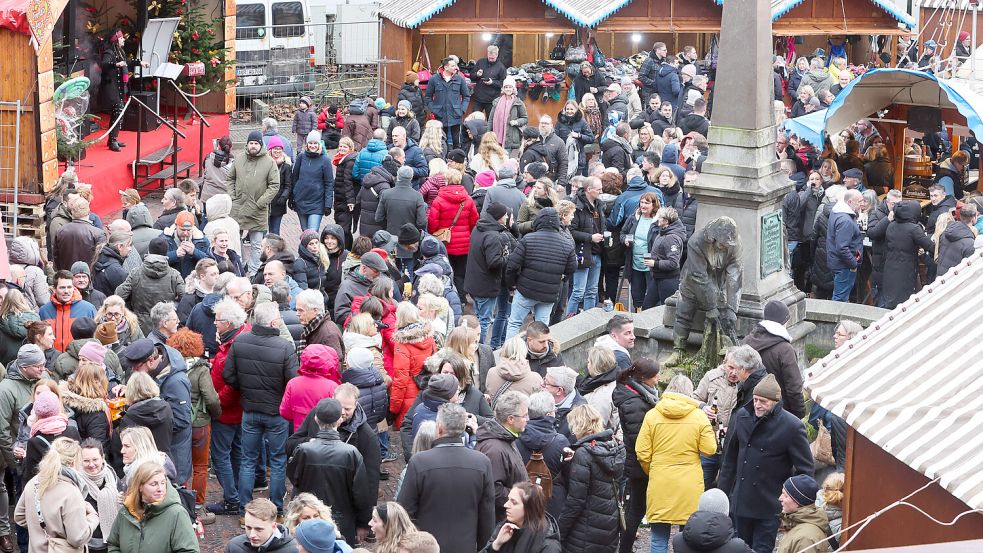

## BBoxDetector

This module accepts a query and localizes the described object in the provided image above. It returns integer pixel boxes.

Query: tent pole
[972,3,977,77]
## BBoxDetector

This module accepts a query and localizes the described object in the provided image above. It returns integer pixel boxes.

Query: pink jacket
[279,344,340,430]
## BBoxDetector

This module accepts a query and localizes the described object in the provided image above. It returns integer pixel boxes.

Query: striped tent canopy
[805,250,983,511]
[716,0,915,26]
[916,0,978,9]
[380,0,634,28]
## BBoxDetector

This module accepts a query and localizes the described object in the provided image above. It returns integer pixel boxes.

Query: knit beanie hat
[503,76,517,88]
[425,373,459,402]
[295,519,349,553]
[299,96,312,108]
[526,162,549,180]
[397,100,412,111]
[246,130,263,144]
[71,317,97,340]
[299,230,319,250]
[753,374,782,402]
[398,223,421,245]
[95,322,119,345]
[33,391,61,419]
[446,149,467,164]
[71,261,90,276]
[521,127,541,140]
[374,97,386,110]
[476,170,497,188]
[763,300,790,324]
[419,236,441,258]
[267,135,284,150]
[698,488,730,516]
[487,202,509,221]
[396,165,414,185]
[16,345,45,368]
[346,347,375,370]
[79,341,108,366]
[314,398,343,427]
[784,474,820,506]
[306,130,322,144]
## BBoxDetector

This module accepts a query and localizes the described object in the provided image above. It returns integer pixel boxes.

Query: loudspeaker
[908,106,942,134]
[121,91,162,132]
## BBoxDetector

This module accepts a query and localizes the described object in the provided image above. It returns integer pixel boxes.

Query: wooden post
[892,122,905,191]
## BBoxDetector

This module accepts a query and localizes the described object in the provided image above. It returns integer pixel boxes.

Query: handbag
[433,203,465,244]
[413,39,432,83]
[565,31,587,64]
[550,35,567,61]
[590,35,606,68]
[811,420,835,465]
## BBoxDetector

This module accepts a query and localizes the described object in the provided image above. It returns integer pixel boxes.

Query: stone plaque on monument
[760,211,784,277]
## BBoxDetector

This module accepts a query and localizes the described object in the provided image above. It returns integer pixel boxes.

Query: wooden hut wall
[0,28,42,196]
[844,430,983,550]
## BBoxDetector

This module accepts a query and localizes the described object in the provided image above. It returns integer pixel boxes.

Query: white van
[235,0,316,97]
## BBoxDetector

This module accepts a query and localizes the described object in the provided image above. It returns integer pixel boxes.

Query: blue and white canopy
[380,0,636,28]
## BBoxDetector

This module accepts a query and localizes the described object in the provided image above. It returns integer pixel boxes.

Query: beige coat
[14,473,98,553]
[202,194,242,255]
[484,357,543,403]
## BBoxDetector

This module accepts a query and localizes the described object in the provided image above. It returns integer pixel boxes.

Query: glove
[324,207,332,217]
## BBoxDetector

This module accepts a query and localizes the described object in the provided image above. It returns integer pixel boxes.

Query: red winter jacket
[279,344,340,431]
[210,323,251,425]
[345,294,397,376]
[428,185,479,256]
[317,109,345,132]
[389,322,436,428]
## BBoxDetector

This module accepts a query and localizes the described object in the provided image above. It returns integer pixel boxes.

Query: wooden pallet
[0,202,45,239]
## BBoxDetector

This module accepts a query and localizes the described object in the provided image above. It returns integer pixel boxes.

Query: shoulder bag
[432,203,465,243]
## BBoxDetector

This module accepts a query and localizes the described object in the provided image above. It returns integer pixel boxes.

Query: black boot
[109,139,122,152]
[116,140,127,147]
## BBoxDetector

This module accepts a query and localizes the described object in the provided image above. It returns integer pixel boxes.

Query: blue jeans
[299,213,323,231]
[245,230,266,276]
[268,214,284,236]
[239,412,289,512]
[474,288,510,348]
[734,515,781,553]
[701,453,722,491]
[566,255,601,317]
[210,422,242,505]
[506,290,553,339]
[809,402,833,431]
[378,430,390,456]
[650,523,673,553]
[832,268,857,302]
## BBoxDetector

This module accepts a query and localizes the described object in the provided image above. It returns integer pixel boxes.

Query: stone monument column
[664,0,813,337]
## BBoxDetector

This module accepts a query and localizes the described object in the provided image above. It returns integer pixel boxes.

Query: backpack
[525,450,554,499]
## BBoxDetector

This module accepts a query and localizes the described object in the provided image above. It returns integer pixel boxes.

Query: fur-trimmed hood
[58,381,108,414]
[394,321,432,344]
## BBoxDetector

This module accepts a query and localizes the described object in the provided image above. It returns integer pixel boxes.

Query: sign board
[760,211,784,277]
[185,62,206,77]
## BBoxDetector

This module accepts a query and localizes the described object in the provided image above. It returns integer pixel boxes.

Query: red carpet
[65,113,230,217]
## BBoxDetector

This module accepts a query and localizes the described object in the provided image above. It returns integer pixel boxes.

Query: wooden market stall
[379,0,916,118]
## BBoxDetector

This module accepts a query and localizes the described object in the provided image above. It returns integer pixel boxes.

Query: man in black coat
[398,403,496,553]
[865,189,901,305]
[475,391,530,522]
[741,301,805,419]
[718,374,814,553]
[524,321,564,377]
[92,232,132,298]
[538,115,569,192]
[374,166,427,237]
[937,204,978,276]
[601,123,634,176]
[464,204,517,349]
[287,397,372,545]
[471,45,506,116]
[222,302,298,515]
[504,208,577,339]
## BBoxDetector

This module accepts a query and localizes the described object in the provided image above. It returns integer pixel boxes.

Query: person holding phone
[482,482,561,553]
[645,206,687,308]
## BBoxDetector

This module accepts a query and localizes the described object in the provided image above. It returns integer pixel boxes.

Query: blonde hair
[526,178,559,209]
[556,199,576,220]
[123,462,166,521]
[499,335,528,362]
[96,296,141,341]
[395,301,421,329]
[446,326,477,365]
[822,472,845,507]
[417,293,449,318]
[444,168,463,185]
[652,166,677,186]
[120,426,161,468]
[375,502,419,553]
[664,374,694,396]
[567,404,604,439]
[68,360,109,400]
[36,437,81,496]
[478,132,507,170]
[68,196,90,220]
[419,121,446,156]
[586,346,616,378]
[348,313,376,336]
[338,137,356,152]
[284,493,334,532]
[427,157,447,177]
[126,372,160,403]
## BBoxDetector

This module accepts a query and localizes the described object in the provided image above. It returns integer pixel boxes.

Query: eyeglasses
[104,312,123,320]
[542,380,560,390]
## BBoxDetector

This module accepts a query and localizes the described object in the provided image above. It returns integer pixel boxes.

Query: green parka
[227,144,280,232]
[108,484,199,553]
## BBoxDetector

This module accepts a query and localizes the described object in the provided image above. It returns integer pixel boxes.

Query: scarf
[492,94,516,145]
[116,316,130,340]
[332,151,347,167]
[31,414,68,437]
[584,107,602,139]
[80,465,119,538]
[298,312,329,354]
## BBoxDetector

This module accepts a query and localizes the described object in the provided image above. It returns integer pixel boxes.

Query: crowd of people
[0,34,970,553]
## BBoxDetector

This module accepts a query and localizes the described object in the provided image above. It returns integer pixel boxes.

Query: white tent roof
[806,250,983,510]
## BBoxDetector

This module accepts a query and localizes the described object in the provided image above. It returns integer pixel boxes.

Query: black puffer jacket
[541,132,569,189]
[111,397,173,475]
[341,365,388,427]
[92,245,129,298]
[286,428,373,542]
[810,203,834,297]
[292,241,327,292]
[671,511,751,553]
[782,180,812,243]
[321,225,348,310]
[882,200,934,309]
[222,324,299,416]
[600,137,633,175]
[865,201,891,288]
[569,190,606,265]
[558,429,625,552]
[612,379,659,479]
[554,111,595,148]
[505,208,577,304]
[937,220,976,277]
[333,152,358,215]
[356,157,398,237]
[649,218,687,279]
[465,212,517,299]
[270,159,294,218]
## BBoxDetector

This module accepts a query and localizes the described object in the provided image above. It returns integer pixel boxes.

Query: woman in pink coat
[279,344,341,431]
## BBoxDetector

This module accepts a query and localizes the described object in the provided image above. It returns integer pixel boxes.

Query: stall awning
[380,0,635,28]
[823,68,983,137]
[784,109,827,147]
[805,250,983,511]
[715,0,915,27]
[916,0,976,9]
